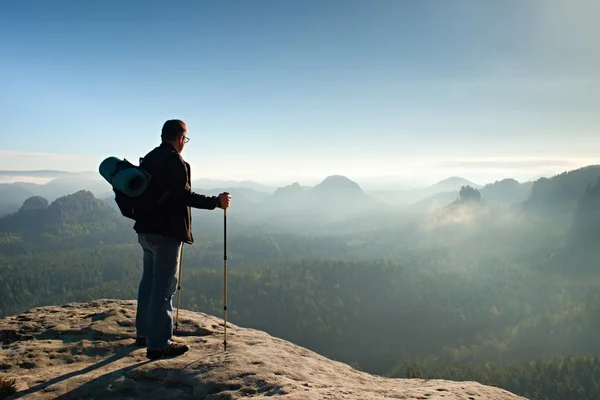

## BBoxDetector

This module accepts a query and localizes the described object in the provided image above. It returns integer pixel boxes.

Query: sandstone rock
[0,299,526,399]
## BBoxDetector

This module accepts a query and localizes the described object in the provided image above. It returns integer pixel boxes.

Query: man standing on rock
[132,119,231,360]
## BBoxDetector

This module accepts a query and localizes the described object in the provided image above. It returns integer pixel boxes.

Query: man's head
[161,119,189,153]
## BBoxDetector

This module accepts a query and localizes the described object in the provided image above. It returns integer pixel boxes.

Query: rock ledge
[0,299,526,399]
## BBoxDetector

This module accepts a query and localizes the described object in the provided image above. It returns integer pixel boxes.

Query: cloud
[435,158,581,170]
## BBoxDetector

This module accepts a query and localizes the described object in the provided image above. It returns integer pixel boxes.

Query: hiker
[133,119,231,359]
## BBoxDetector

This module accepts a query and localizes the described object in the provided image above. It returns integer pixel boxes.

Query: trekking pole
[175,243,184,334]
[223,207,228,350]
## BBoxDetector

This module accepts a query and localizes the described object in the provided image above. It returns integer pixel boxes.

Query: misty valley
[2,165,600,400]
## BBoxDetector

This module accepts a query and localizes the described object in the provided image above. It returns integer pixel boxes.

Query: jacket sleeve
[165,155,220,210]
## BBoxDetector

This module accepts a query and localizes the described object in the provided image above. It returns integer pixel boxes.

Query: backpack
[110,157,165,221]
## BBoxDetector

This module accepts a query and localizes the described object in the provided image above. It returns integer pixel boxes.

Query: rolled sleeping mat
[99,156,151,197]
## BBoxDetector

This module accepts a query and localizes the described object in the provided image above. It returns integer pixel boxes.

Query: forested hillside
[565,176,600,270]
[524,165,600,214]
[1,166,600,400]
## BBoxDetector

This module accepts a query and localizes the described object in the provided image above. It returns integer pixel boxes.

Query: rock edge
[0,299,527,399]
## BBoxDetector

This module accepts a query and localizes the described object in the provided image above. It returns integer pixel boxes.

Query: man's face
[175,131,189,153]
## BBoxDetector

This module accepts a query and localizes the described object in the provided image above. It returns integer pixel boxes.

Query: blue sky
[1,0,599,185]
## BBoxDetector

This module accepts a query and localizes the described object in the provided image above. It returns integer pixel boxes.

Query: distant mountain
[314,175,366,191]
[255,175,379,225]
[0,183,36,200]
[0,172,110,207]
[311,175,374,209]
[369,176,480,208]
[480,179,533,205]
[407,165,600,217]
[434,177,481,191]
[405,179,534,214]
[0,184,36,216]
[272,182,309,200]
[523,165,600,214]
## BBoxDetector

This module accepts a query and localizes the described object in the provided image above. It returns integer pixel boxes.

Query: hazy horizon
[1,155,599,189]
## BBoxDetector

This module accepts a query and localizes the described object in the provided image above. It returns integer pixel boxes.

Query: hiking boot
[135,337,147,347]
[146,342,189,360]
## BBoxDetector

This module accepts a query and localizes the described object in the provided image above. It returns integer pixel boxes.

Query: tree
[459,185,482,203]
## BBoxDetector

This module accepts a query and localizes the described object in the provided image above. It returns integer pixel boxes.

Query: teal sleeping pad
[99,156,151,197]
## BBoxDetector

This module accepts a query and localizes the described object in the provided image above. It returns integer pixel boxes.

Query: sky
[1,0,599,186]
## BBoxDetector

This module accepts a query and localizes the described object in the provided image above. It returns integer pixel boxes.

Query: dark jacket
[133,142,220,244]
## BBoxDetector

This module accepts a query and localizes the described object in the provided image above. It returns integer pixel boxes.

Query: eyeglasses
[182,136,190,143]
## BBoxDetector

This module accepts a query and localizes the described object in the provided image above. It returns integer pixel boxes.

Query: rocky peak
[273,182,305,196]
[436,176,474,186]
[314,175,362,192]
[0,299,525,399]
[18,196,49,212]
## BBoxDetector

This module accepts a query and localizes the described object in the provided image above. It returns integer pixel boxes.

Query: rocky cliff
[0,299,526,399]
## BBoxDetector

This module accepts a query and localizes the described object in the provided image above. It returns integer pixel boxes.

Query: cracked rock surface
[0,299,526,399]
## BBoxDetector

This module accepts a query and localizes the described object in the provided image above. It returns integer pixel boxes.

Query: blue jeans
[135,233,183,350]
